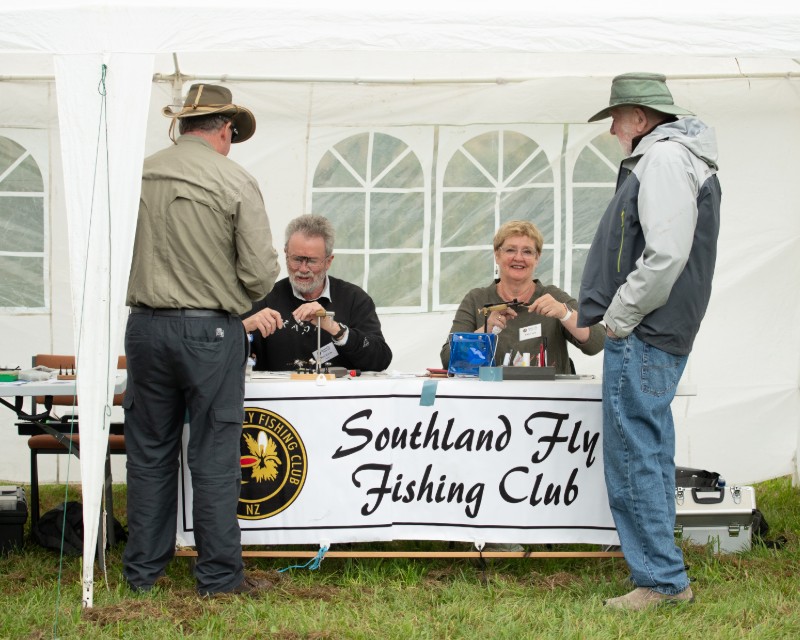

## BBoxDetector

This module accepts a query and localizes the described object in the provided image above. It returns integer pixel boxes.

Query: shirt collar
[290,275,332,303]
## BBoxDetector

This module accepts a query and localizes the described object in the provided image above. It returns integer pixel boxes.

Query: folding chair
[20,354,127,544]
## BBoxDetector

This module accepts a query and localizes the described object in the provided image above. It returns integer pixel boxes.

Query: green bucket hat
[588,72,694,123]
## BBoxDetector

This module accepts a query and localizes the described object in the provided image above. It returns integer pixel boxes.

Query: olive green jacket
[127,135,279,314]
[441,280,605,374]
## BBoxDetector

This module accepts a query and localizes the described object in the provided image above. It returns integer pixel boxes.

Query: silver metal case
[674,485,756,553]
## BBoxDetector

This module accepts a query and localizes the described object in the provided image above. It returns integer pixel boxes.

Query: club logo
[238,407,307,520]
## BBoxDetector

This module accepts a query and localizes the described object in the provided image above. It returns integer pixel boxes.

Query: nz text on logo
[238,408,307,519]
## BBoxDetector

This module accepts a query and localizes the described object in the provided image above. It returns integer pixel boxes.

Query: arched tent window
[566,131,624,295]
[434,129,556,309]
[311,131,428,312]
[307,125,619,314]
[0,132,47,312]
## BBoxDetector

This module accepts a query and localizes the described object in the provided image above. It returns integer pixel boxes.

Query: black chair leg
[30,448,40,529]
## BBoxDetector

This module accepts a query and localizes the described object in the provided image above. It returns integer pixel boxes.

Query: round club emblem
[238,407,307,519]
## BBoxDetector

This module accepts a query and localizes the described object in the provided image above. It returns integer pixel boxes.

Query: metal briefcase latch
[731,486,742,504]
[675,486,685,506]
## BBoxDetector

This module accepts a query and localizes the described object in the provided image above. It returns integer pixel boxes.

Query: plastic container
[0,486,28,554]
[0,369,19,382]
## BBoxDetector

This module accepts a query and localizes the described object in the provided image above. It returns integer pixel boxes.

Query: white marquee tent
[1,0,799,607]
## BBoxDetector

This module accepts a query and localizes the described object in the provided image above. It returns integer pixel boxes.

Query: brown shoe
[604,586,694,610]
[203,572,282,597]
[229,575,277,596]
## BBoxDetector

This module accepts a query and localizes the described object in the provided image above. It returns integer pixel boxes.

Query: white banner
[177,378,619,547]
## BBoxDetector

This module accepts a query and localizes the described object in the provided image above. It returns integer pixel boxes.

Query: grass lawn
[1,477,798,639]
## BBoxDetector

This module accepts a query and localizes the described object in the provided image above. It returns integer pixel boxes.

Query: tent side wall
[1,73,798,488]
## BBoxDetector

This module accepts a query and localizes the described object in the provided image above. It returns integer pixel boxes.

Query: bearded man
[243,214,392,372]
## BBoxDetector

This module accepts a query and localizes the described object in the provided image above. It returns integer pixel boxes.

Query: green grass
[1,477,799,639]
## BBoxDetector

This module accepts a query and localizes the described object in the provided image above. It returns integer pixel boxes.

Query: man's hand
[243,307,284,337]
[292,302,339,335]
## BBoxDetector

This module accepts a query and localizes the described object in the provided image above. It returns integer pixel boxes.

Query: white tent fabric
[53,54,152,606]
[1,0,799,608]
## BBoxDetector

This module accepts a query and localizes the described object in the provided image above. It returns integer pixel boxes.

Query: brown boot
[604,586,694,610]
[202,572,283,597]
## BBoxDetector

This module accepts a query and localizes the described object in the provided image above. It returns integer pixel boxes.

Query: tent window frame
[307,123,620,315]
[308,128,432,314]
[0,128,49,314]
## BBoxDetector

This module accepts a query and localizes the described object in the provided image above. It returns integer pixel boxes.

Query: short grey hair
[178,113,231,135]
[284,215,335,257]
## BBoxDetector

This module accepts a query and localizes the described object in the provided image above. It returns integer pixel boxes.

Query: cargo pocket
[213,406,246,468]
[122,391,134,411]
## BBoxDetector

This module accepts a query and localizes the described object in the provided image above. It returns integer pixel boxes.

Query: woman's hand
[527,294,568,319]
[528,293,593,345]
[480,306,518,334]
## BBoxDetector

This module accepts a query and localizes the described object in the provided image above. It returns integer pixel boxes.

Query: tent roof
[3,2,799,85]
[2,1,800,65]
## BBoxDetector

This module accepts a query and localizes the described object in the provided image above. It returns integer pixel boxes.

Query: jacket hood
[633,117,719,170]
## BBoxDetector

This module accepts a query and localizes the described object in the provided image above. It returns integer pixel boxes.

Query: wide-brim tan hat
[588,72,694,123]
[162,83,256,143]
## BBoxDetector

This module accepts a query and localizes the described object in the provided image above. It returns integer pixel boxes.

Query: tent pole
[5,71,800,86]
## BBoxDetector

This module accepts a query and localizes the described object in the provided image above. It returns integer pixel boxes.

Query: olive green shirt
[126,135,279,314]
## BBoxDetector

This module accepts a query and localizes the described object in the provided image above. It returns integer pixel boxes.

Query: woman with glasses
[440,220,604,374]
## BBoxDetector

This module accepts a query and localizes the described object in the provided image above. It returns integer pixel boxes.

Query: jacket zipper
[616,209,625,272]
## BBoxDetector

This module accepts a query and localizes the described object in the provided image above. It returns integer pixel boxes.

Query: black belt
[130,306,232,318]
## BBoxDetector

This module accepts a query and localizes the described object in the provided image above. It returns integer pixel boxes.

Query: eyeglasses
[499,247,538,259]
[288,255,328,268]
[230,122,238,142]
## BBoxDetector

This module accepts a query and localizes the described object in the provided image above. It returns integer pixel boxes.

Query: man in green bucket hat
[579,73,721,610]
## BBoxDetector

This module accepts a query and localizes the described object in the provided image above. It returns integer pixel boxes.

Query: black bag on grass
[32,501,127,555]
[32,501,84,555]
[675,466,720,488]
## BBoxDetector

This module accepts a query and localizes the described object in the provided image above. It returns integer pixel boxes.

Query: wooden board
[289,373,335,381]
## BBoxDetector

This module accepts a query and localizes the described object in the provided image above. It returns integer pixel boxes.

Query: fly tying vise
[478,299,530,334]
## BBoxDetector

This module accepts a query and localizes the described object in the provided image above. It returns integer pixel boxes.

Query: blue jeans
[603,332,689,595]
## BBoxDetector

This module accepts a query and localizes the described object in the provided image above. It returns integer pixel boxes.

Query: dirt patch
[423,566,461,584]
[526,570,584,589]
[278,583,340,601]
[82,598,201,627]
[81,570,289,631]
[268,632,335,640]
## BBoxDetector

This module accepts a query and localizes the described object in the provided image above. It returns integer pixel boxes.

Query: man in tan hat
[124,84,280,596]
[578,73,721,610]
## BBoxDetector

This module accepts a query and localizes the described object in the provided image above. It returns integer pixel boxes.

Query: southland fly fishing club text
[331,408,599,519]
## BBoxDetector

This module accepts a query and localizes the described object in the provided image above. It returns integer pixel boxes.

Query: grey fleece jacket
[578,117,721,356]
